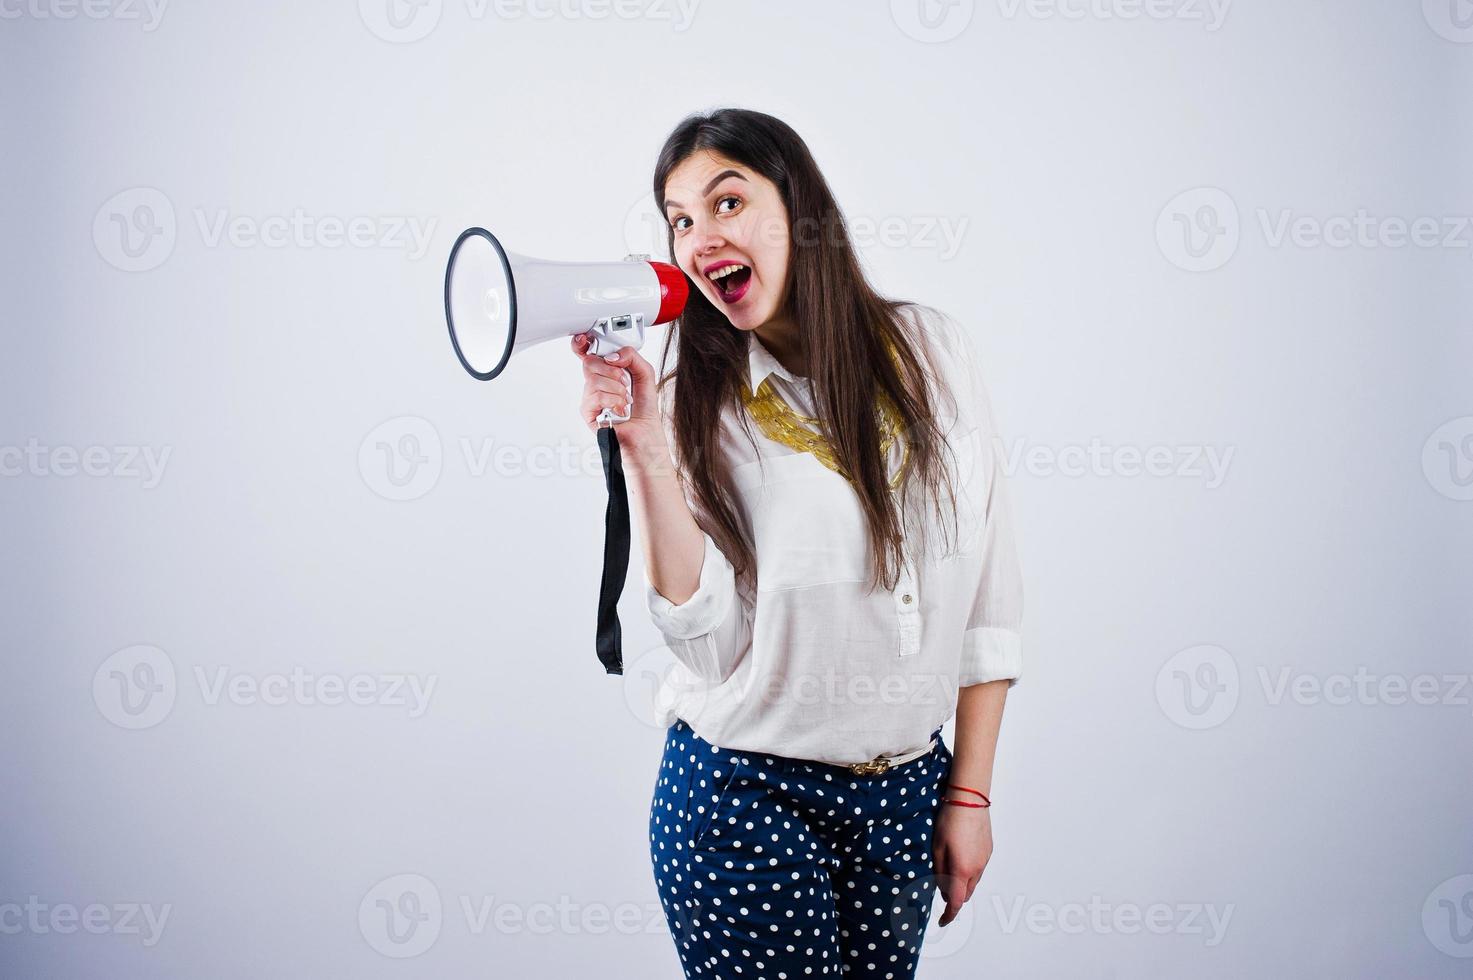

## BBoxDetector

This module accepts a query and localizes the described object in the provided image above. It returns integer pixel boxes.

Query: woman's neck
[754,316,807,379]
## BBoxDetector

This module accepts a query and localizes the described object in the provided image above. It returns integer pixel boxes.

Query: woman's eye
[669,196,738,231]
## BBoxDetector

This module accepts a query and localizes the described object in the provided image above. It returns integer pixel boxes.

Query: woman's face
[663,149,791,332]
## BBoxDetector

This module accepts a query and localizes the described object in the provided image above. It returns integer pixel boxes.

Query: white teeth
[706,264,748,282]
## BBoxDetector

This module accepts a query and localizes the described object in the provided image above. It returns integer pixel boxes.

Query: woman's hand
[932,803,993,927]
[570,333,664,456]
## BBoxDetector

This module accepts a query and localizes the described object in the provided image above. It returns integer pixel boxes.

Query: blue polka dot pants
[649,717,953,979]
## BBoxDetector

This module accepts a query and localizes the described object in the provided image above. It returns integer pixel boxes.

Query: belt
[846,736,937,776]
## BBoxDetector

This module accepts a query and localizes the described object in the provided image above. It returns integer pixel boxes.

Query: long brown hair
[651,107,966,596]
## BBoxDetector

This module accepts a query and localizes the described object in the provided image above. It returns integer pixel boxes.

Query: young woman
[571,108,1024,979]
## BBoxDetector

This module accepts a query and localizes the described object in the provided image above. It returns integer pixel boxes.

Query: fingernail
[602,353,619,362]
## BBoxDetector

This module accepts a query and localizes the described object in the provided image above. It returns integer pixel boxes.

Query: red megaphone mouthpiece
[651,261,688,325]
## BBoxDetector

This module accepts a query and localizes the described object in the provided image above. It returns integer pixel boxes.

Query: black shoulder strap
[595,425,629,675]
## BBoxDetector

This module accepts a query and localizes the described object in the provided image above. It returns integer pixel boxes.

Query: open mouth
[707,262,753,304]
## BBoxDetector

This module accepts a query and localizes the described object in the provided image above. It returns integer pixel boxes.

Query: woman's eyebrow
[663,170,748,212]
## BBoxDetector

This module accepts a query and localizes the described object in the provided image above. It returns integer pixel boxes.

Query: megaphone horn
[443,228,689,401]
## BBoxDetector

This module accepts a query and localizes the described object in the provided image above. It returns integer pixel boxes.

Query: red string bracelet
[942,798,987,808]
[946,783,991,805]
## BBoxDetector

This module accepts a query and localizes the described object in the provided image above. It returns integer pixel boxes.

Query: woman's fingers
[572,332,636,428]
[583,385,628,407]
[576,341,634,384]
[581,384,632,429]
[586,372,631,396]
[572,335,658,430]
[932,848,975,927]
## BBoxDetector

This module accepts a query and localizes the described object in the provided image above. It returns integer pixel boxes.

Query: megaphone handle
[596,400,632,427]
[586,316,643,426]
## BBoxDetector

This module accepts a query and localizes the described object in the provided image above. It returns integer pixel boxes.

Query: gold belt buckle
[848,756,891,776]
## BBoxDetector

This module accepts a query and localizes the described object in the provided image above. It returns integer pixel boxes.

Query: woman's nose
[690,223,726,255]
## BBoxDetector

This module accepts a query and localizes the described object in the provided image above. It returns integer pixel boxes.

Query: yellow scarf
[739,340,911,490]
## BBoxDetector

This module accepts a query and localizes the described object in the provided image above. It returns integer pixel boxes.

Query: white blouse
[642,303,1024,767]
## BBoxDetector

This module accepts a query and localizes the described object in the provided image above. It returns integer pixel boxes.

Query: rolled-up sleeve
[644,529,751,684]
[643,375,752,685]
[958,455,1024,687]
[937,308,1024,688]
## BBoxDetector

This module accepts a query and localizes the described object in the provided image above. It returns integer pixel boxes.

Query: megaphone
[442,225,692,678]
[444,227,688,425]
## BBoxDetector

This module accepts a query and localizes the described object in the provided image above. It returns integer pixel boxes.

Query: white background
[2,0,1471,976]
